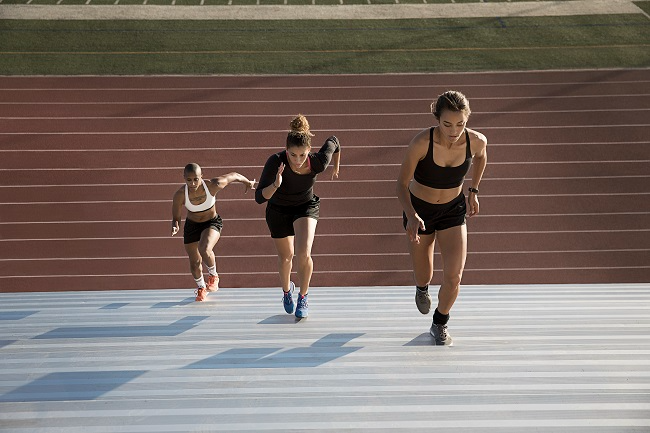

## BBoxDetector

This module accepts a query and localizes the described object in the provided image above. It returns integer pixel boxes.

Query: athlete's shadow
[151,297,196,309]
[403,332,435,346]
[258,315,304,324]
[0,370,147,402]
[33,316,208,339]
[185,333,364,369]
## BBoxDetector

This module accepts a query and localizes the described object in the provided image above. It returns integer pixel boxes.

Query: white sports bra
[184,180,216,213]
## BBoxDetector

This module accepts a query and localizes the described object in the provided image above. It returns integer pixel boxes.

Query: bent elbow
[255,191,267,204]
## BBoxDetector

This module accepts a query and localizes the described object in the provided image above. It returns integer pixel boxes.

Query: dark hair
[286,114,313,149]
[431,90,471,120]
[184,163,201,176]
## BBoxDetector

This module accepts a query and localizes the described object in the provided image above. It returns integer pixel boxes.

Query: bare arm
[211,172,256,194]
[396,129,428,243]
[467,131,487,217]
[171,187,184,236]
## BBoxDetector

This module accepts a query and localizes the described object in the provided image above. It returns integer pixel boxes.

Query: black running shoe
[430,323,453,346]
[415,288,432,314]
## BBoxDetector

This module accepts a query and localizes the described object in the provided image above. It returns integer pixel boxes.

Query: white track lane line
[2,249,648,261]
[2,108,650,121]
[0,124,648,135]
[2,161,649,173]
[2,212,648,225]
[2,175,648,188]
[2,228,649,242]
[2,94,649,105]
[1,142,649,152]
[0,107,650,120]
[2,192,650,205]
[2,265,649,279]
[1,80,649,92]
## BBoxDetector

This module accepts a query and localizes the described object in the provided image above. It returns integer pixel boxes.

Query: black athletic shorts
[265,195,320,239]
[402,192,466,235]
[183,215,223,244]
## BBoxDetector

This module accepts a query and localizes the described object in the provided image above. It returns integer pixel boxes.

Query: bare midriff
[186,206,217,223]
[409,179,462,205]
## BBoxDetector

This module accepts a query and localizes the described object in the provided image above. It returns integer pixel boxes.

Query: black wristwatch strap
[468,187,479,194]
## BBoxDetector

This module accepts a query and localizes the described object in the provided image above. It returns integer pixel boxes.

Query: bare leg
[293,217,317,296]
[435,224,467,314]
[197,228,221,270]
[185,241,208,301]
[272,236,295,292]
[184,242,203,280]
[407,233,436,287]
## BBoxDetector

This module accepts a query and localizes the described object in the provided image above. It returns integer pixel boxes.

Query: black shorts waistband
[409,191,465,211]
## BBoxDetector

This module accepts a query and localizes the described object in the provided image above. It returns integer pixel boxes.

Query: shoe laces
[195,288,206,301]
[297,295,308,308]
[435,324,448,340]
[283,290,293,303]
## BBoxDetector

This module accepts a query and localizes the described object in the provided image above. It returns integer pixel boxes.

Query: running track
[0,69,649,293]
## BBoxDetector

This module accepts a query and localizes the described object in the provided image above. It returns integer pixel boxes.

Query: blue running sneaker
[283,282,295,314]
[295,293,309,318]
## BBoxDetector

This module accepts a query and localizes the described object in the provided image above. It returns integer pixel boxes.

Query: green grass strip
[0,15,649,75]
[633,0,650,14]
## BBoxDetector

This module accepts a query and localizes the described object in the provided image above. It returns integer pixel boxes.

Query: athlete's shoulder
[412,126,432,143]
[203,178,222,195]
[266,151,284,165]
[173,185,185,202]
[407,127,431,156]
[467,127,487,146]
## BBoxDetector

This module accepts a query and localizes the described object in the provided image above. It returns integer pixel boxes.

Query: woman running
[397,91,487,345]
[172,163,256,302]
[255,115,341,318]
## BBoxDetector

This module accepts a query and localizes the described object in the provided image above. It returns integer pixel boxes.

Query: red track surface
[1,70,649,292]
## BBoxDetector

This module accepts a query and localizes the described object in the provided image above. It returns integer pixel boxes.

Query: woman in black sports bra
[396,90,488,346]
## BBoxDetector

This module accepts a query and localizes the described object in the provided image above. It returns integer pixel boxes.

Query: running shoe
[206,275,220,292]
[295,293,309,318]
[283,282,295,314]
[430,323,453,346]
[415,288,432,314]
[195,288,208,302]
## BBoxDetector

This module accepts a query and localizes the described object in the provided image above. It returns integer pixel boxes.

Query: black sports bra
[413,127,472,189]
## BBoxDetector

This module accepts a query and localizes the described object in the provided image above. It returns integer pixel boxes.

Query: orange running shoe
[195,288,208,302]
[206,275,220,292]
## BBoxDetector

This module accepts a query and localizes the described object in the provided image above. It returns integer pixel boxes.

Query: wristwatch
[468,187,479,194]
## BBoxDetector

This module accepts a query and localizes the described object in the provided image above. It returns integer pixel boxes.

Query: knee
[295,251,312,264]
[197,242,212,258]
[189,257,202,269]
[415,276,433,287]
[278,254,293,265]
[443,274,462,290]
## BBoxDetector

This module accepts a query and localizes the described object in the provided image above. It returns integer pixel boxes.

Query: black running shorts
[183,215,223,244]
[265,195,320,239]
[402,192,466,235]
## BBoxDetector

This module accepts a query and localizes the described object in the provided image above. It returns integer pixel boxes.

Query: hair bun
[290,114,314,136]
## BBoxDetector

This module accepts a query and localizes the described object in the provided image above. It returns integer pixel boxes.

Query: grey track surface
[1,284,649,432]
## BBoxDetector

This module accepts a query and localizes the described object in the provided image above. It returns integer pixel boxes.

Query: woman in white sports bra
[171,163,256,302]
